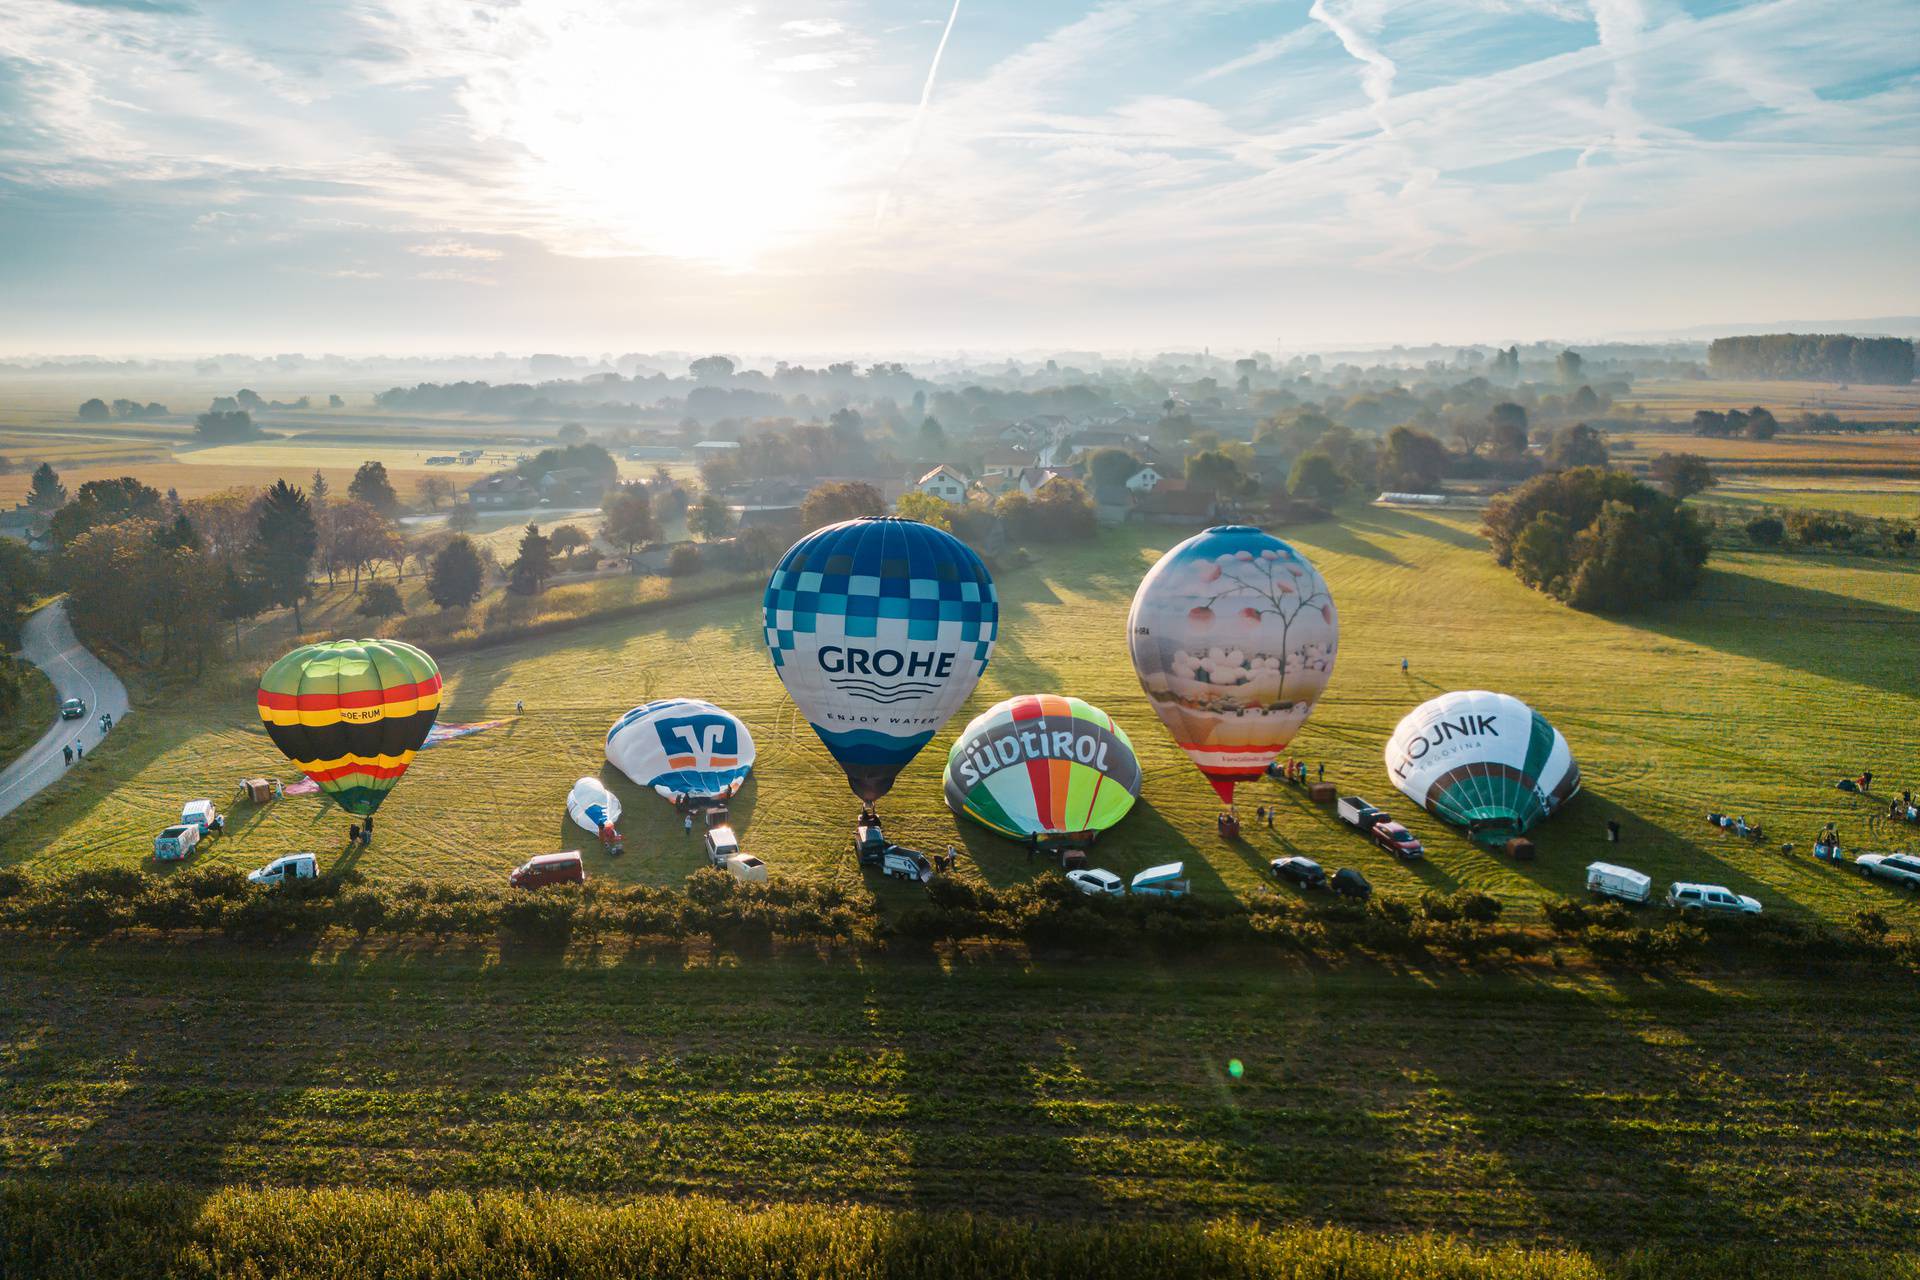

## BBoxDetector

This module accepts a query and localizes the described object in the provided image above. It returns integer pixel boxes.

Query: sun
[488,10,835,266]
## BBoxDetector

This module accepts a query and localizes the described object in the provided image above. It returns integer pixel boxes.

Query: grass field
[5,507,1916,930]
[1612,378,1920,423]
[1,944,1915,1257]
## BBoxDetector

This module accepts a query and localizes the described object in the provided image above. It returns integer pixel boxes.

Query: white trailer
[1585,862,1652,904]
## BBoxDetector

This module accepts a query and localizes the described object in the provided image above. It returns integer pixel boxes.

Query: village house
[914,464,970,504]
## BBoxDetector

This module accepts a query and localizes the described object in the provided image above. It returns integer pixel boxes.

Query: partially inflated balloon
[943,695,1141,841]
[764,517,997,803]
[605,699,756,803]
[1127,526,1337,804]
[1385,690,1580,844]
[567,776,623,842]
[256,639,441,817]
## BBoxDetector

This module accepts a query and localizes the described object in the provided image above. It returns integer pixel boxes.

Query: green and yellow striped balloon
[943,695,1142,841]
[256,639,442,817]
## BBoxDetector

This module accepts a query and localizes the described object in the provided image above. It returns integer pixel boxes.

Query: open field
[1610,431,1920,470]
[1,944,1916,1259]
[1612,378,1920,423]
[5,507,1917,930]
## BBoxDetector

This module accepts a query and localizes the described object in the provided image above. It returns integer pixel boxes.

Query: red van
[509,851,586,889]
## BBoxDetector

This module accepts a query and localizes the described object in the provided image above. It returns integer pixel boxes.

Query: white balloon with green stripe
[1384,691,1580,845]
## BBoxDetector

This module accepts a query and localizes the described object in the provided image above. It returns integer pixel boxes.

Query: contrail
[1309,0,1396,134]
[875,0,964,229]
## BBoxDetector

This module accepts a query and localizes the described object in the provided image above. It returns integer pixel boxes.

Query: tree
[1544,422,1609,470]
[236,388,264,411]
[1555,349,1584,385]
[893,491,954,531]
[688,494,733,541]
[1287,451,1348,501]
[427,535,485,609]
[1185,449,1248,496]
[357,581,404,619]
[1482,467,1708,612]
[193,410,257,442]
[1380,426,1450,491]
[1745,516,1785,547]
[328,394,345,409]
[446,503,478,533]
[689,355,736,381]
[26,463,65,511]
[348,460,398,514]
[601,485,657,552]
[1088,448,1144,492]
[1649,452,1716,500]
[1744,406,1779,440]
[77,398,110,422]
[415,476,455,509]
[556,422,588,444]
[548,523,591,563]
[1452,418,1491,457]
[320,500,403,590]
[49,477,162,544]
[1486,403,1529,459]
[800,481,885,530]
[1024,477,1097,540]
[217,564,264,651]
[916,416,947,460]
[309,470,331,507]
[1570,385,1602,414]
[506,523,552,595]
[248,479,318,632]
[1511,511,1573,594]
[1691,409,1733,438]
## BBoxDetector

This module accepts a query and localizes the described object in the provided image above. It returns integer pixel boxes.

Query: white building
[914,464,970,505]
[1125,465,1162,494]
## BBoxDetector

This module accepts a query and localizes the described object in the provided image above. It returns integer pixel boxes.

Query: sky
[0,0,1915,355]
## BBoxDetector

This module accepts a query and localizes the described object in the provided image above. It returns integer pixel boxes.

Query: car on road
[1856,853,1920,890]
[1066,868,1125,896]
[510,851,585,889]
[1330,867,1372,899]
[1270,855,1328,891]
[249,853,318,885]
[60,697,86,720]
[1666,881,1761,914]
[1369,820,1424,859]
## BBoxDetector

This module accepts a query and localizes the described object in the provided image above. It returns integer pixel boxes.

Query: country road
[0,600,131,821]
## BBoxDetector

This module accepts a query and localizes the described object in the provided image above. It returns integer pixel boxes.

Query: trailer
[1586,862,1652,904]
[1131,862,1190,898]
[1336,796,1387,830]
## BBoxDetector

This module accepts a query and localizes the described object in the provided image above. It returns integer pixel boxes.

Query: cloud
[415,267,494,285]
[1194,25,1319,82]
[1308,0,1397,132]
[780,18,844,38]
[408,240,501,260]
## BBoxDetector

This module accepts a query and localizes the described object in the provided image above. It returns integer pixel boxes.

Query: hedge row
[4,1180,1907,1280]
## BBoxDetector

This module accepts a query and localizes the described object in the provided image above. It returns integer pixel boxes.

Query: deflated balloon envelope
[1126,526,1338,803]
[943,695,1141,840]
[763,517,997,803]
[1384,690,1581,843]
[255,638,442,817]
[605,699,756,802]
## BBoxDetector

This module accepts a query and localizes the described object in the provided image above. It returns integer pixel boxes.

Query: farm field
[1,943,1916,1259]
[5,507,1916,930]
[1613,378,1920,422]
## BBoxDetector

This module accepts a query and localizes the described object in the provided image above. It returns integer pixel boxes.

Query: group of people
[1706,811,1764,841]
[1267,758,1324,785]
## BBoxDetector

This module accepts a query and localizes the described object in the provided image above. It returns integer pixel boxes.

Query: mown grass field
[1,944,1915,1259]
[5,507,1917,931]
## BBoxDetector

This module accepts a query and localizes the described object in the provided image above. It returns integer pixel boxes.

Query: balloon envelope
[1126,526,1337,803]
[944,695,1141,840]
[256,639,441,817]
[567,776,622,839]
[1384,690,1580,843]
[764,517,997,802]
[605,699,756,802]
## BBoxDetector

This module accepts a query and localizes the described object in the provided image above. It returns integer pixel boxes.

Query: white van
[1586,862,1651,904]
[248,853,318,885]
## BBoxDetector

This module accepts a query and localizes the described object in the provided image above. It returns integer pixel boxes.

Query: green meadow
[5,506,1916,930]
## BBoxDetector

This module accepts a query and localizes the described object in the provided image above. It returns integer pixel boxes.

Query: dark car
[1270,855,1328,890]
[60,697,86,720]
[1331,867,1373,899]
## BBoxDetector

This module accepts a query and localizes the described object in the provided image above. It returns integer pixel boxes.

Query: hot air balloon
[764,517,997,811]
[1384,691,1580,844]
[1127,526,1337,807]
[943,695,1141,842]
[256,639,441,831]
[567,776,623,851]
[605,699,756,803]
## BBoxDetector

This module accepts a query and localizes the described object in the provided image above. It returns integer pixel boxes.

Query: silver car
[1666,882,1761,914]
[1857,854,1920,890]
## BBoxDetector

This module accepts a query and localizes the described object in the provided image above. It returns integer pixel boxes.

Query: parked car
[1330,867,1372,899]
[248,853,317,885]
[1067,868,1125,896]
[60,697,86,720]
[509,851,585,889]
[1369,820,1424,859]
[1666,881,1761,915]
[724,853,769,883]
[881,845,932,883]
[704,824,743,868]
[180,800,223,834]
[1586,861,1652,904]
[1856,853,1920,890]
[1270,855,1328,891]
[1130,862,1189,898]
[1336,796,1387,830]
[153,823,200,861]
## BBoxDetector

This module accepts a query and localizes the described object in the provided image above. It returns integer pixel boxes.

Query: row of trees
[1691,406,1778,439]
[1707,334,1913,385]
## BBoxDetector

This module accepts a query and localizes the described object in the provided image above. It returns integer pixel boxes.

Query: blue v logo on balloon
[765,518,998,803]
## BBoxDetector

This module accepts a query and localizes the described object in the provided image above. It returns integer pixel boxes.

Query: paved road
[0,600,132,821]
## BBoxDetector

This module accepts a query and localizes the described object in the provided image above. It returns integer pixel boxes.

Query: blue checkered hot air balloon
[764,517,998,804]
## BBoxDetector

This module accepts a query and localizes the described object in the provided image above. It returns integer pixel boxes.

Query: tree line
[1706,334,1914,385]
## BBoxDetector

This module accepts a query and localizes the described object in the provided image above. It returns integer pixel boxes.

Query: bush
[1745,516,1785,547]
[1483,468,1708,612]
[666,544,701,576]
